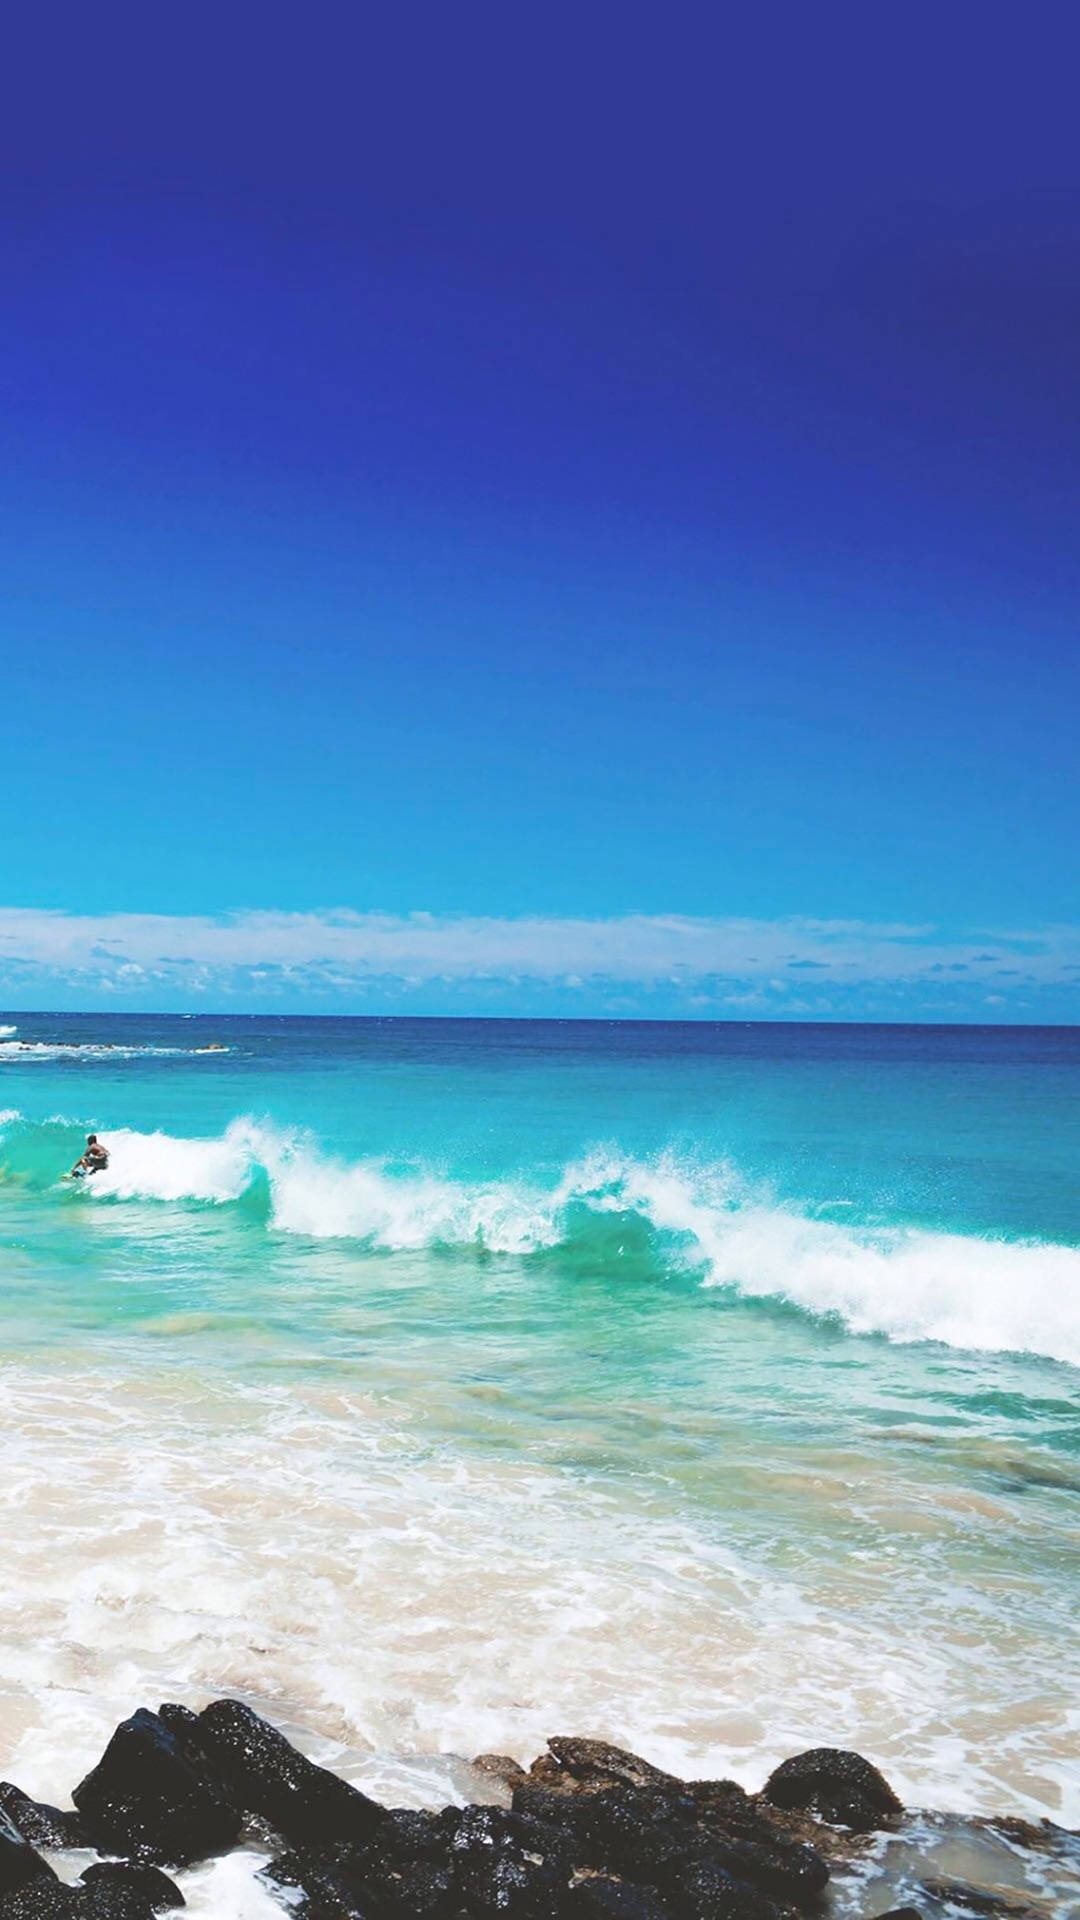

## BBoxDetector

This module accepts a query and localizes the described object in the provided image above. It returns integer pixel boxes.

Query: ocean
[1,1013,1078,1911]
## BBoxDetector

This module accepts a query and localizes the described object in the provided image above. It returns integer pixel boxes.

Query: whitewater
[0,1011,1078,1882]
[4,1111,1079,1366]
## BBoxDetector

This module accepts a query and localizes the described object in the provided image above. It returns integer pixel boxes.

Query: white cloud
[0,907,1076,1015]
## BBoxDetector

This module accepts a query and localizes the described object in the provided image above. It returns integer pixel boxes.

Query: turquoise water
[1,1013,1078,1844]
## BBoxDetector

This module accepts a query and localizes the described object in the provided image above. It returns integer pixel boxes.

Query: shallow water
[1,1014,1078,1861]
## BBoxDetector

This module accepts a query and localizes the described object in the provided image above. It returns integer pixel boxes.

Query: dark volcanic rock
[511,1781,826,1912]
[260,1850,371,1920]
[265,1801,580,1920]
[919,1882,1041,1916]
[79,1863,185,1911]
[871,1909,924,1919]
[303,1806,461,1917]
[196,1700,385,1850]
[0,1810,58,1896]
[762,1748,903,1831]
[72,1708,242,1866]
[0,1786,87,1851]
[568,1877,672,1919]
[0,1888,75,1920]
[74,1888,158,1920]
[669,1860,787,1919]
[546,1741,681,1793]
[449,1804,575,1915]
[0,1885,157,1920]
[154,1709,200,1745]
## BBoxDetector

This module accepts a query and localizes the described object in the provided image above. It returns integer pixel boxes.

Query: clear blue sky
[1,3,1077,1017]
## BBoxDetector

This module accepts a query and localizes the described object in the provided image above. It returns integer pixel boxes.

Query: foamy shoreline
[1,1703,1077,1919]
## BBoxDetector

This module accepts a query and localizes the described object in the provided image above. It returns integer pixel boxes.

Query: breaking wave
[1,1113,1078,1367]
[0,1040,230,1063]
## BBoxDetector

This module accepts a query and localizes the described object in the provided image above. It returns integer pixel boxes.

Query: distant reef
[0,1702,1076,1918]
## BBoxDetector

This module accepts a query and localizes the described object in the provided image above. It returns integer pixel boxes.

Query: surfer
[70,1134,109,1178]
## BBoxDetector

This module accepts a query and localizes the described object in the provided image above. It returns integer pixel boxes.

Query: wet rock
[762,1749,903,1831]
[871,1909,924,1919]
[470,1754,529,1794]
[684,1782,755,1819]
[79,1863,185,1911]
[547,1741,681,1793]
[527,1752,575,1791]
[264,1827,461,1920]
[0,1888,75,1920]
[260,1850,371,1920]
[373,1807,461,1863]
[72,1708,243,1866]
[0,1788,87,1852]
[0,1810,58,1896]
[154,1709,200,1745]
[269,1802,582,1920]
[668,1859,787,1919]
[311,1808,462,1917]
[449,1803,577,1914]
[0,1887,157,1920]
[918,1882,1043,1916]
[196,1700,385,1850]
[73,1887,158,1920]
[511,1781,826,1911]
[567,1876,672,1919]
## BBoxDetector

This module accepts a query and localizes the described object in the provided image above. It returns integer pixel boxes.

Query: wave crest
[2,1113,1078,1365]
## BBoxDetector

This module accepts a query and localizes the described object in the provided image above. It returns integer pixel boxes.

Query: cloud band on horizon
[0,907,1076,1021]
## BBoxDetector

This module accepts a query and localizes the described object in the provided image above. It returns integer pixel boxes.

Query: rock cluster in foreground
[0,1702,1071,1919]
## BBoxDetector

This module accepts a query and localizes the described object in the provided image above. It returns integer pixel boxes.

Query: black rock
[0,1887,75,1920]
[697,1834,826,1908]
[546,1741,681,1793]
[260,1849,371,1919]
[362,1857,456,1919]
[447,1803,578,1915]
[373,1806,461,1864]
[510,1784,597,1840]
[762,1748,903,1832]
[72,1708,243,1866]
[154,1709,200,1746]
[453,1804,577,1871]
[0,1810,58,1897]
[871,1909,924,1919]
[669,1860,786,1919]
[0,1787,87,1851]
[261,1804,466,1920]
[196,1700,385,1850]
[79,1863,185,1911]
[511,1782,826,1912]
[918,1884,1039,1916]
[684,1782,755,1819]
[0,1888,158,1920]
[568,1876,672,1920]
[73,1887,158,1920]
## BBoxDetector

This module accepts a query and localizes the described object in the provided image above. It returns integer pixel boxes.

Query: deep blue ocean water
[1,1012,1078,1881]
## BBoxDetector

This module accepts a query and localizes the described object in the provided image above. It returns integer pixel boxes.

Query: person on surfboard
[70,1134,109,1178]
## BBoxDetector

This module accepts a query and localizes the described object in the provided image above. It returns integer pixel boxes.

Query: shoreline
[0,1702,1076,1919]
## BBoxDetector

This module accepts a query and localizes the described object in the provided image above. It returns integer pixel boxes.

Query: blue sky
[1,4,1077,1018]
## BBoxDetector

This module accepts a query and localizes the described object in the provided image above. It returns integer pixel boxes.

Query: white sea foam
[0,1023,17,1037]
[91,1123,258,1204]
[0,1356,1076,1861]
[73,1121,1080,1368]
[0,1040,227,1063]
